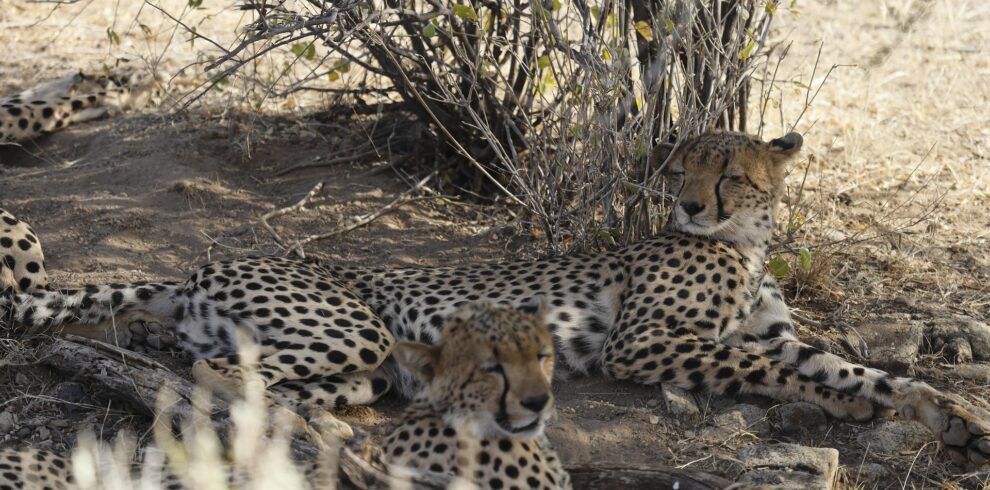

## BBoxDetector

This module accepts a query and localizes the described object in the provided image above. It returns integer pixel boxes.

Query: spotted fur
[0,67,155,144]
[0,209,48,294]
[1,131,988,466]
[384,302,569,489]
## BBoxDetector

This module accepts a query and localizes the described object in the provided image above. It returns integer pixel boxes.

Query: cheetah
[384,302,569,489]
[2,131,988,466]
[0,66,155,144]
[0,209,48,293]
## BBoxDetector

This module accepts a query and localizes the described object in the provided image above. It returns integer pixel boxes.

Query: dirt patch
[1,0,989,488]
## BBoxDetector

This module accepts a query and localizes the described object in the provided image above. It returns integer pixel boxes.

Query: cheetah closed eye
[384,301,569,489]
[2,131,988,466]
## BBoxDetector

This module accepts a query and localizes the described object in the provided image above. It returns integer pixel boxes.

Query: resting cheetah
[0,67,155,144]
[2,131,989,465]
[384,302,569,489]
[0,209,48,293]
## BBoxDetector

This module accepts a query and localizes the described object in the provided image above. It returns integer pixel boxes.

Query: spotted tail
[1,281,181,331]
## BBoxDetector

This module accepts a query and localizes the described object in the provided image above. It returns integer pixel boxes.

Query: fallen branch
[284,173,434,257]
[566,463,730,490]
[259,180,326,246]
[206,181,325,256]
[29,335,450,488]
[273,150,383,177]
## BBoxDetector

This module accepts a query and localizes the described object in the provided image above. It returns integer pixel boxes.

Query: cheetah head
[652,131,803,245]
[393,302,555,440]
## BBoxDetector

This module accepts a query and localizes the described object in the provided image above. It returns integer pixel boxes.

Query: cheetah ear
[394,341,440,382]
[650,142,678,172]
[768,132,803,163]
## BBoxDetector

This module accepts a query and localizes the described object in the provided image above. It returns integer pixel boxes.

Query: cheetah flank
[0,209,48,293]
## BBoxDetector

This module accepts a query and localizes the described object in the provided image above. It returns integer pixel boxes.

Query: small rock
[944,337,974,363]
[15,427,31,438]
[646,398,660,409]
[856,319,924,374]
[0,411,15,433]
[926,317,990,362]
[54,382,87,405]
[735,443,839,490]
[660,385,700,420]
[857,420,930,454]
[649,415,660,425]
[36,426,50,441]
[952,364,990,382]
[776,402,827,434]
[15,373,28,385]
[702,404,768,441]
[721,404,769,433]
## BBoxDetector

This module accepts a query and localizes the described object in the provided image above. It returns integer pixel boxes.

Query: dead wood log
[565,463,731,489]
[29,335,449,488]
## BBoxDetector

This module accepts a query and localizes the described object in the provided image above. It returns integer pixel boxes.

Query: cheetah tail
[1,281,181,331]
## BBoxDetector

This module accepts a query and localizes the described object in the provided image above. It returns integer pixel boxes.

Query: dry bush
[161,0,782,253]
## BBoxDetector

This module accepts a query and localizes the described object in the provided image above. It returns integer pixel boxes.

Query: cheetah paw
[191,359,247,400]
[901,388,990,466]
[308,411,354,442]
[936,398,990,465]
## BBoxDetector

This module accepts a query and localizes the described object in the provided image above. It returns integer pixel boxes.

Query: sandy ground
[1,0,989,488]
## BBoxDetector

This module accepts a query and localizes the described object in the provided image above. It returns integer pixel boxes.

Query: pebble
[0,411,15,433]
[857,420,930,454]
[776,402,827,434]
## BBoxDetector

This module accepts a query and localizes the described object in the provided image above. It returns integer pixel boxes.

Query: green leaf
[422,23,438,37]
[291,42,315,60]
[188,0,203,7]
[106,28,120,46]
[799,247,813,271]
[787,211,805,232]
[597,230,617,247]
[452,4,478,21]
[768,257,791,278]
[765,1,778,14]
[328,71,340,81]
[634,21,654,41]
[739,38,756,60]
[537,55,551,69]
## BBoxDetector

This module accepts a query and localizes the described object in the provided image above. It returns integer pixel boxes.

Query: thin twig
[285,173,434,258]
[259,181,327,246]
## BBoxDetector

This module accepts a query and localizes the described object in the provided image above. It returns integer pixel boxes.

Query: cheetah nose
[680,201,705,216]
[520,394,550,412]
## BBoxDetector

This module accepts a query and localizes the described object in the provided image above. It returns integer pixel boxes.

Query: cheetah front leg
[725,275,990,465]
[600,325,876,421]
